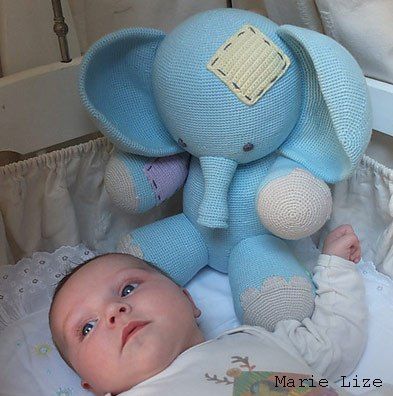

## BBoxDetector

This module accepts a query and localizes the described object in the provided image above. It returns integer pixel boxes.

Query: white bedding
[0,244,393,395]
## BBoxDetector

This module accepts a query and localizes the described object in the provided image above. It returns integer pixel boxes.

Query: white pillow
[0,246,95,396]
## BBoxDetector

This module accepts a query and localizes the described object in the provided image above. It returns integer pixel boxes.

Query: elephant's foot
[240,275,314,331]
[229,234,315,331]
[257,168,332,240]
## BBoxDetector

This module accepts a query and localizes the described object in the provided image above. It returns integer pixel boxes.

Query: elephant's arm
[256,156,332,240]
[105,151,190,213]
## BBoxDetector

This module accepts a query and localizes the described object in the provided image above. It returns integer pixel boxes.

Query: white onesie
[109,255,384,396]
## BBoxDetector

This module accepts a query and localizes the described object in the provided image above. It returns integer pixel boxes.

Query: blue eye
[82,320,96,337]
[121,283,138,297]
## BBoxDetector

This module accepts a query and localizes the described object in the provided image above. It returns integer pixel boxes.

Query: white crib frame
[0,58,96,154]
[0,60,392,155]
[366,78,393,137]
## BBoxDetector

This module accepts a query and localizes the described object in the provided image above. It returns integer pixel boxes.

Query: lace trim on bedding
[361,154,393,180]
[0,137,112,177]
[0,245,95,332]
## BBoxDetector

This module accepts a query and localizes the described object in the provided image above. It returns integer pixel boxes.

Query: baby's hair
[51,253,176,303]
[48,252,176,371]
[51,254,99,300]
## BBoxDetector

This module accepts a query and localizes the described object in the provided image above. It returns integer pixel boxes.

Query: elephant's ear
[277,25,372,182]
[79,28,183,156]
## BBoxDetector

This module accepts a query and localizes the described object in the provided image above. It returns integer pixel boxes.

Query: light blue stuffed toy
[79,9,371,330]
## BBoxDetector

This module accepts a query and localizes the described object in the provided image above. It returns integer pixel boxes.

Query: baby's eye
[121,283,138,297]
[82,320,97,337]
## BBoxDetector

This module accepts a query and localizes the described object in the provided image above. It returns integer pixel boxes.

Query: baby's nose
[106,302,131,325]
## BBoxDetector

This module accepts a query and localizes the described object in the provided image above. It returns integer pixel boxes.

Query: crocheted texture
[117,234,144,259]
[105,152,189,214]
[153,10,301,164]
[207,24,290,105]
[143,154,189,204]
[79,28,182,157]
[79,8,371,326]
[118,213,209,286]
[257,168,333,240]
[277,25,372,181]
[240,276,314,331]
[198,157,237,228]
[227,233,314,327]
[105,153,140,212]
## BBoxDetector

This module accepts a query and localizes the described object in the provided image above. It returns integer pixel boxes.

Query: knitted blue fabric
[277,25,371,181]
[79,28,181,157]
[79,9,371,327]
[152,10,301,164]
[110,151,158,213]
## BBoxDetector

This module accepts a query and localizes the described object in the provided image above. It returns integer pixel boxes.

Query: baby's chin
[88,380,132,396]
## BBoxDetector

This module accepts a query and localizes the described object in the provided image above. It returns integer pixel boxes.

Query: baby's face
[50,254,203,395]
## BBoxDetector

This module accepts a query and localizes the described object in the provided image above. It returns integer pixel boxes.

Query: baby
[49,225,367,396]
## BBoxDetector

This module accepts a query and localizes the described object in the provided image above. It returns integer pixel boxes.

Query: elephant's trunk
[198,156,238,229]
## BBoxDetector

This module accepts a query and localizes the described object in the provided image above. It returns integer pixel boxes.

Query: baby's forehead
[91,253,151,270]
[52,255,152,312]
[57,254,152,296]
[79,254,154,279]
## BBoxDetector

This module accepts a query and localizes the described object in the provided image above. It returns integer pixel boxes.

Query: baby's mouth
[121,321,150,349]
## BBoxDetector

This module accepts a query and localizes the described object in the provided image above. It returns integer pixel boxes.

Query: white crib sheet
[1,244,393,396]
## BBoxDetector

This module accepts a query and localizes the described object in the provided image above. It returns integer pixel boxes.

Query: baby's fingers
[324,225,355,247]
[350,244,362,263]
[333,231,357,244]
[331,224,355,238]
[342,232,360,248]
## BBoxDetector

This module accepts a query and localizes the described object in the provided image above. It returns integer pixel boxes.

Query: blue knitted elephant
[79,9,371,330]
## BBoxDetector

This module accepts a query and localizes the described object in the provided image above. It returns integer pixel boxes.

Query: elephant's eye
[178,138,187,148]
[243,143,254,152]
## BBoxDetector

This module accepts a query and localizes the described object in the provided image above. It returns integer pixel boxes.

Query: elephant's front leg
[117,213,208,286]
[228,234,315,331]
[257,156,332,240]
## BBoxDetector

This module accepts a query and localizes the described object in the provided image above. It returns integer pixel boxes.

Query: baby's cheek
[77,340,111,376]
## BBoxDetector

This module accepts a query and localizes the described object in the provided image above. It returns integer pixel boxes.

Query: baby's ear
[182,289,201,318]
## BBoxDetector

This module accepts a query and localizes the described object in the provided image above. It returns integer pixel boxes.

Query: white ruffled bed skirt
[0,138,392,277]
[326,155,393,279]
[0,137,182,266]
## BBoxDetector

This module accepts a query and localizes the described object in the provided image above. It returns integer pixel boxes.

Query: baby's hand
[322,224,361,263]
